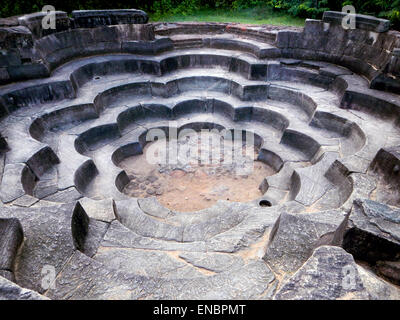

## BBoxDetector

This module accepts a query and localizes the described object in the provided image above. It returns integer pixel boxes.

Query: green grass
[149,7,305,27]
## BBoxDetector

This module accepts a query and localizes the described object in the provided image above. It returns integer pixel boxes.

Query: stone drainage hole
[259,200,272,207]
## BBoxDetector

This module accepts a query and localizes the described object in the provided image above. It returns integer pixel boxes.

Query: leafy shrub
[151,0,202,18]
[287,0,330,18]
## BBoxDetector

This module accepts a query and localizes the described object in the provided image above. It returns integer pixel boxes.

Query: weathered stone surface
[71,9,149,28]
[370,146,400,187]
[101,220,207,252]
[114,199,184,241]
[0,26,33,49]
[343,199,400,263]
[181,205,248,242]
[322,11,390,33]
[122,38,173,55]
[205,204,295,253]
[179,252,245,273]
[275,246,400,300]
[79,197,116,223]
[0,218,23,271]
[0,276,48,300]
[0,163,35,203]
[12,195,39,207]
[33,167,58,199]
[0,16,19,27]
[356,264,400,300]
[371,71,400,93]
[154,260,275,300]
[291,152,339,206]
[47,250,275,300]
[275,246,370,300]
[0,67,10,82]
[94,247,202,279]
[34,24,155,71]
[376,261,400,285]
[81,218,109,258]
[137,197,172,219]
[43,187,82,203]
[44,251,152,300]
[0,203,88,293]
[264,210,346,273]
[18,11,71,38]
[0,270,15,282]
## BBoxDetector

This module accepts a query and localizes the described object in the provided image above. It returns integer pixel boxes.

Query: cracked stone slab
[33,167,58,199]
[0,218,23,271]
[114,199,184,241]
[178,252,245,273]
[341,173,377,211]
[12,194,39,207]
[44,250,157,300]
[94,247,203,279]
[45,249,276,300]
[292,152,339,206]
[79,197,116,223]
[376,261,400,285]
[0,276,49,300]
[275,245,400,300]
[264,209,346,273]
[274,246,370,300]
[343,199,400,263]
[322,11,390,33]
[0,203,83,293]
[150,260,275,300]
[182,206,248,242]
[0,163,35,203]
[357,264,400,300]
[102,220,207,252]
[0,270,14,282]
[205,206,282,253]
[42,187,82,203]
[138,197,172,219]
[82,219,109,258]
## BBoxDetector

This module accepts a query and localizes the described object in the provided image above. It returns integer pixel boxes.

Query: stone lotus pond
[0,9,399,300]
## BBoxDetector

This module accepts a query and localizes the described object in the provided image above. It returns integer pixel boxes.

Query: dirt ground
[120,132,275,212]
